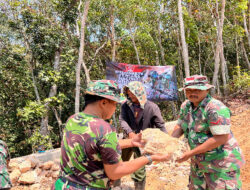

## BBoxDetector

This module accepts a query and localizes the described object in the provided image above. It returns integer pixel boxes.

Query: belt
[59,176,107,190]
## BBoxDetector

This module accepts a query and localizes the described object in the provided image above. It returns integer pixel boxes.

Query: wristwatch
[145,154,153,165]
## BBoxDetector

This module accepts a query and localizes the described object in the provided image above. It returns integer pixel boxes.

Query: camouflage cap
[179,75,215,91]
[123,81,147,109]
[85,80,125,103]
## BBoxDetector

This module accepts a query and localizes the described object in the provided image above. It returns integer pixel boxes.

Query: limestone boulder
[18,170,37,185]
[141,128,188,158]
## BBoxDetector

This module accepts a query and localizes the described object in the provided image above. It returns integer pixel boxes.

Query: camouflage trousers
[121,147,146,182]
[189,164,242,190]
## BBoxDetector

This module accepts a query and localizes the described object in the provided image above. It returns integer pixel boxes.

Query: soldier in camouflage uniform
[52,80,171,190]
[0,140,12,190]
[172,75,245,190]
[118,81,167,190]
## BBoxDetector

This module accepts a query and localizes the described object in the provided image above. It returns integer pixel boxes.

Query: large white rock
[141,128,188,158]
[18,170,37,184]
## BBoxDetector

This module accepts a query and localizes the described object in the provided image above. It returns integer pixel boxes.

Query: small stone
[35,167,42,176]
[52,171,60,179]
[43,161,54,170]
[51,164,60,171]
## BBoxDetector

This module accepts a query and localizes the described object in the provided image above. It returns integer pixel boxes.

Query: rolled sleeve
[207,105,231,135]
[210,125,231,135]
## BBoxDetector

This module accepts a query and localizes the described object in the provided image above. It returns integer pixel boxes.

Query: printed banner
[106,62,178,101]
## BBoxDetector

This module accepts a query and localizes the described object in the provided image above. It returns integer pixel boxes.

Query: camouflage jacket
[0,140,12,189]
[177,94,245,173]
[59,113,121,189]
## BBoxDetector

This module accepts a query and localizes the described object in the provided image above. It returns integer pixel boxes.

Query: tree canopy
[0,0,249,157]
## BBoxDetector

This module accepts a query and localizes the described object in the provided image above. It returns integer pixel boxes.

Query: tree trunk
[248,0,250,33]
[178,0,190,77]
[241,41,250,69]
[220,47,227,95]
[22,30,41,103]
[158,2,165,64]
[177,31,185,102]
[30,62,41,103]
[243,10,250,47]
[128,18,140,65]
[198,34,202,74]
[110,5,116,62]
[110,4,118,129]
[216,78,221,96]
[41,45,63,136]
[155,50,160,66]
[75,0,83,38]
[212,0,225,94]
[235,35,240,77]
[75,0,90,113]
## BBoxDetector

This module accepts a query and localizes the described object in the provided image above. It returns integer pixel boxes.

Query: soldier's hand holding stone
[131,131,146,148]
[151,153,172,162]
[176,151,192,163]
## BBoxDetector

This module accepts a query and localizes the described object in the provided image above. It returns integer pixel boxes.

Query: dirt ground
[117,95,250,190]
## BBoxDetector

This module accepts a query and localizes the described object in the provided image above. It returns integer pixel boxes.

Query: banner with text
[106,62,178,101]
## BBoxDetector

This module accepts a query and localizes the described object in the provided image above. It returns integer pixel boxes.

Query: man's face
[102,99,117,120]
[127,89,139,104]
[185,89,209,106]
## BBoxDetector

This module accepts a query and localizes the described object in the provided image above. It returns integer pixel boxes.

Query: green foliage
[17,101,46,122]
[228,68,250,93]
[27,129,53,153]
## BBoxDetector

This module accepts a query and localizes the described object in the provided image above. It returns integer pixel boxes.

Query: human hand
[131,132,146,148]
[176,151,192,163]
[128,132,137,139]
[151,153,172,162]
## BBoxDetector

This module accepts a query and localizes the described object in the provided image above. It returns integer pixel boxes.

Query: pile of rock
[141,128,188,160]
[8,149,60,190]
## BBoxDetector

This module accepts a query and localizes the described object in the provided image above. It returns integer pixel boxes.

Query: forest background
[0,0,249,158]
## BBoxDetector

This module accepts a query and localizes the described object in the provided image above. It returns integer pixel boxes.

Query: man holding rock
[118,81,167,190]
[52,80,171,190]
[172,75,245,190]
